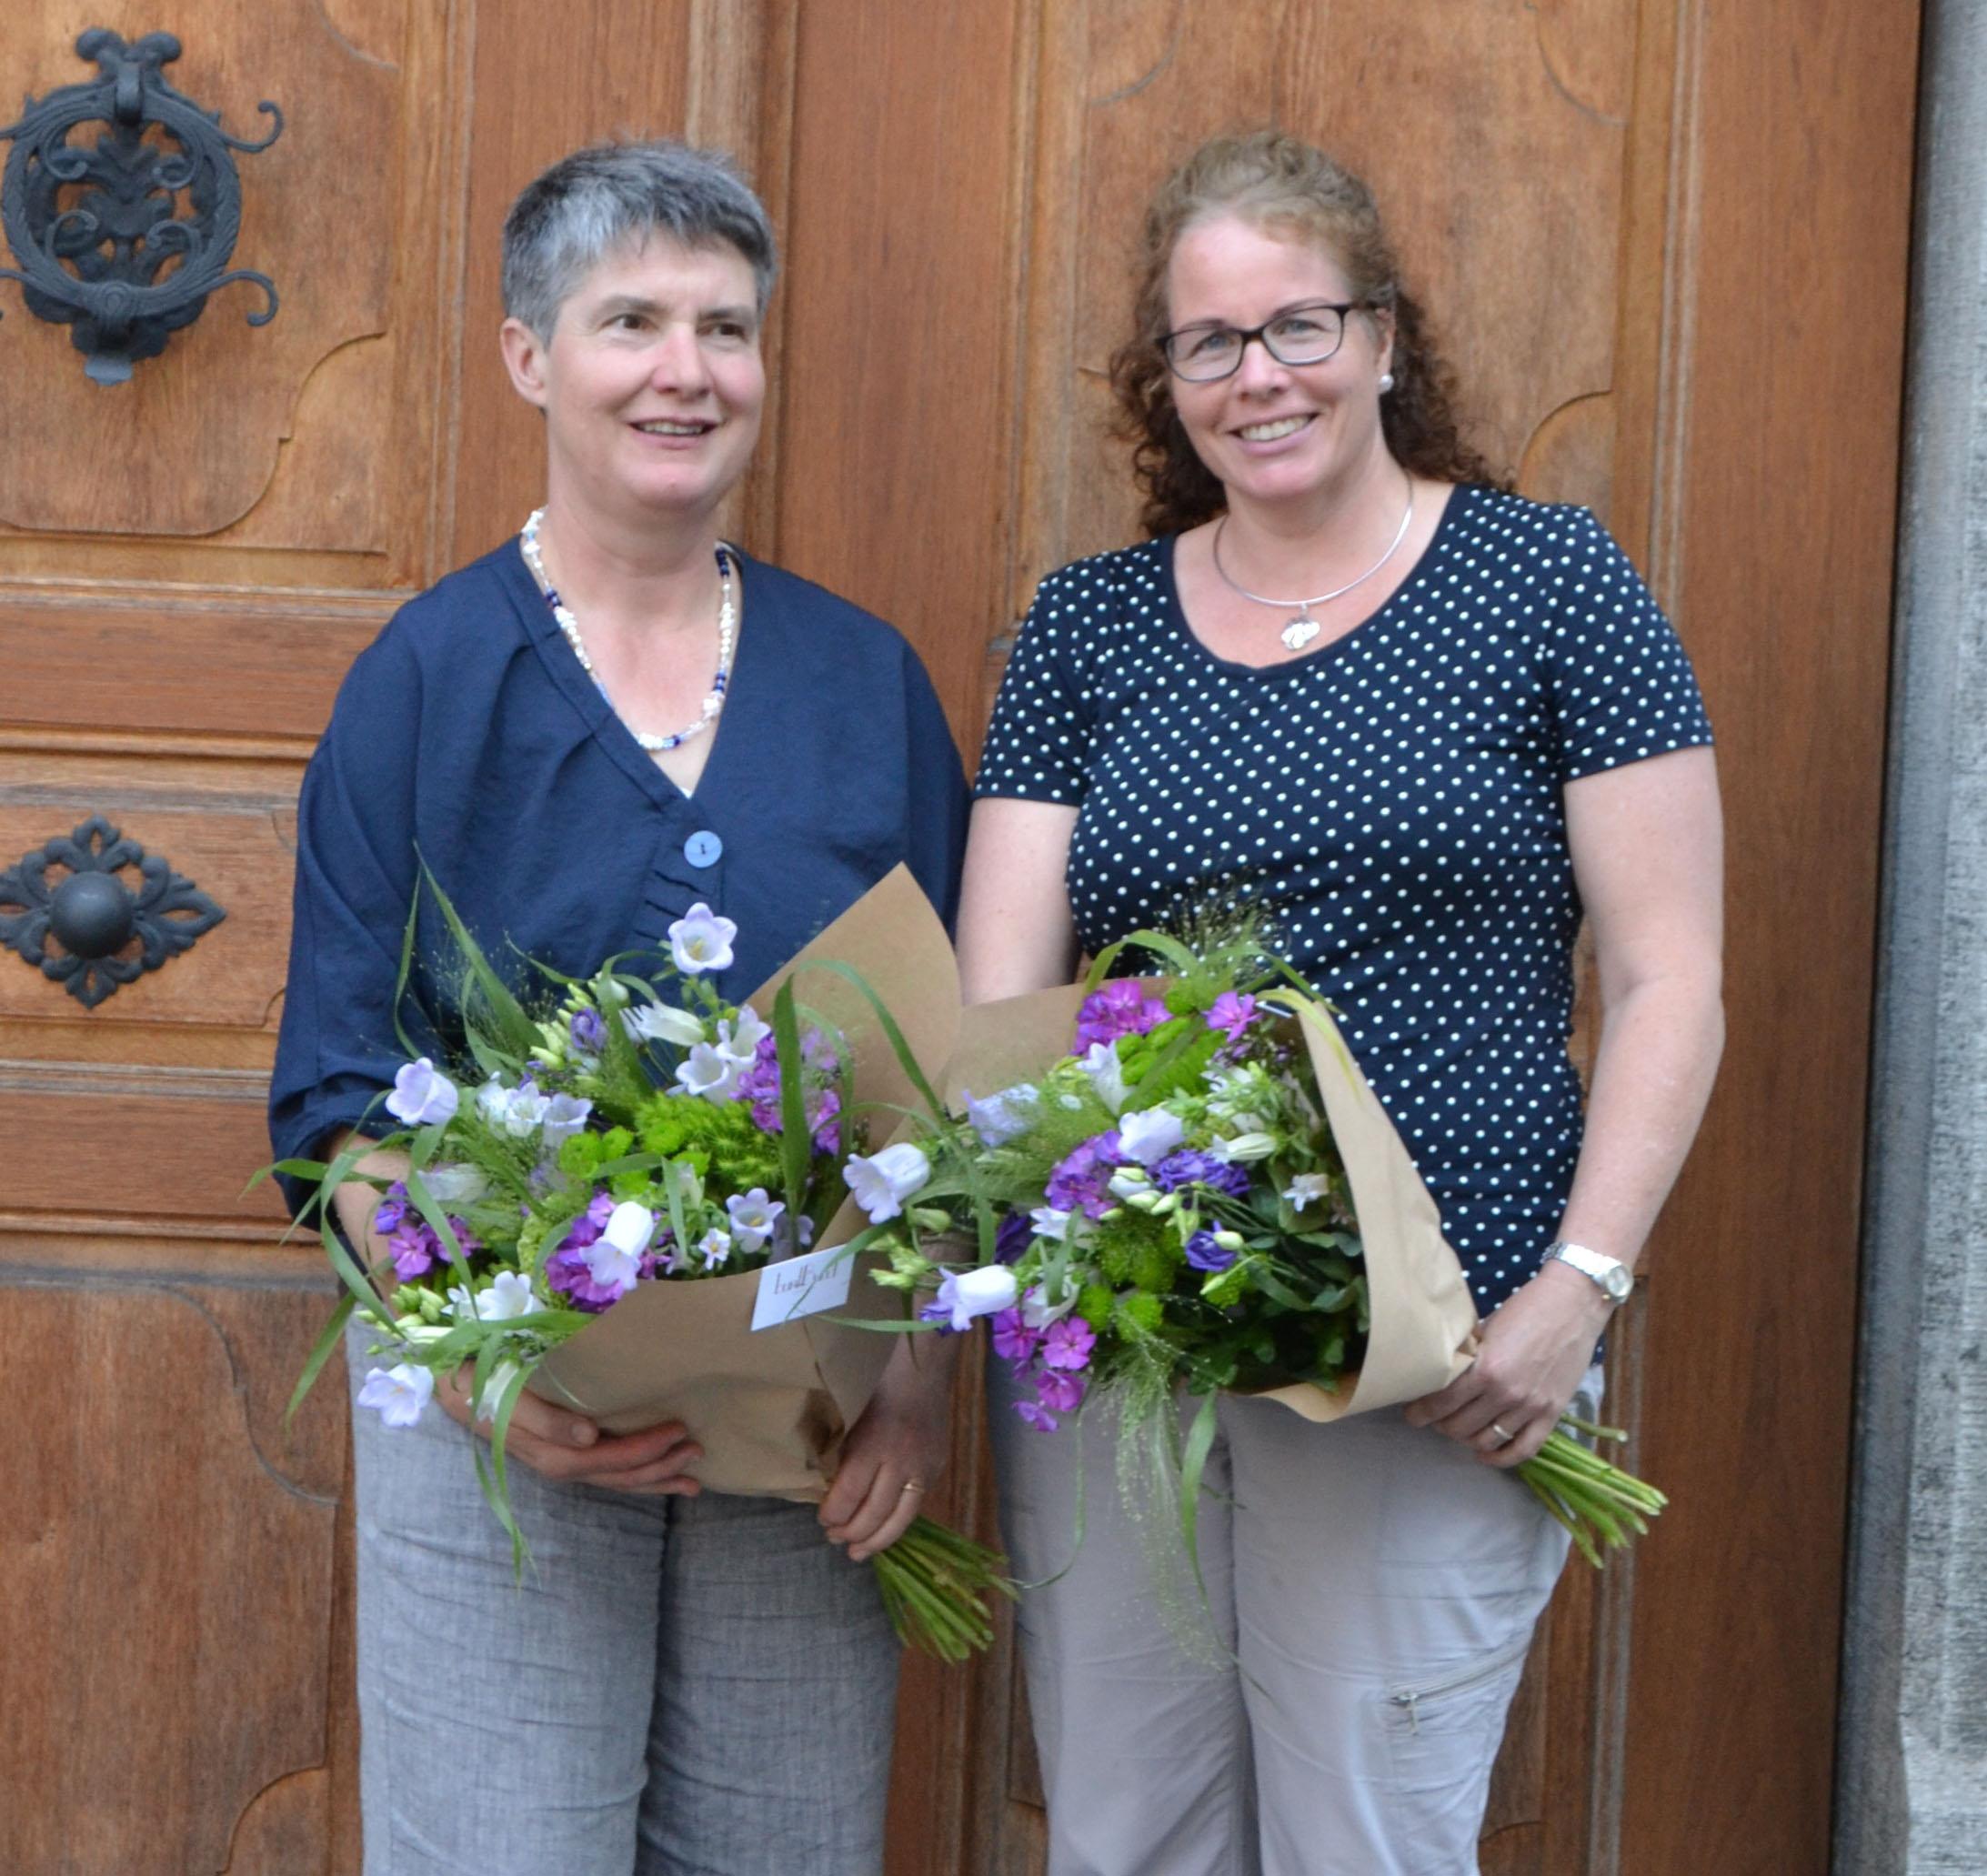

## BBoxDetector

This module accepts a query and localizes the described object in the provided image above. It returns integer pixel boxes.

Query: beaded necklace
[519,507,735,752]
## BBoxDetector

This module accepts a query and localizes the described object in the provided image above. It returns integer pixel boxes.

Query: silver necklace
[519,508,734,752]
[1210,483,1415,650]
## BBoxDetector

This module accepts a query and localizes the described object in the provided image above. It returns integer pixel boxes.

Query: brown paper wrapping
[1249,993,1478,1420]
[528,863,960,1500]
[948,979,1480,1425]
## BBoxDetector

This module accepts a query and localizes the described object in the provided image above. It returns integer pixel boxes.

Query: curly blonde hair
[1109,132,1507,537]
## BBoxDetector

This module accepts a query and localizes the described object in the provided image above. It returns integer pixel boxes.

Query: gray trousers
[346,1330,900,1876]
[990,1368,1595,1876]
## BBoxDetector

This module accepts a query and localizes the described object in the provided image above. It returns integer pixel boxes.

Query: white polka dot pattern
[974,484,1714,1316]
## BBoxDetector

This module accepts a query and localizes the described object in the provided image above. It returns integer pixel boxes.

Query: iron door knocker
[0,29,282,385]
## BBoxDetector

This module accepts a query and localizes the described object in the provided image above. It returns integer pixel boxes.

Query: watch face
[1602,1265,1633,1301]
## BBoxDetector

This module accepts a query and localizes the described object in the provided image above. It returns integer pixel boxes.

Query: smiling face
[1163,213,1394,515]
[502,233,766,528]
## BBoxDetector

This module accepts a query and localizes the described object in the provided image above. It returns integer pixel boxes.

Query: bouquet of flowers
[262,865,1012,1661]
[864,926,1664,1625]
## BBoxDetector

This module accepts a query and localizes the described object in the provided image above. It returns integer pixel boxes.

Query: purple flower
[918,1299,965,1336]
[1040,1317,1097,1372]
[1074,979,1171,1050]
[1037,1369,1088,1414]
[382,1209,479,1281]
[1207,992,1259,1043]
[993,1212,1033,1265]
[1152,1149,1252,1199]
[1185,1229,1237,1273]
[387,1223,437,1280]
[568,1008,606,1055]
[544,1193,625,1311]
[1013,1398,1060,1432]
[1046,1131,1125,1219]
[808,1088,841,1155]
[373,1182,410,1236]
[990,1307,1040,1363]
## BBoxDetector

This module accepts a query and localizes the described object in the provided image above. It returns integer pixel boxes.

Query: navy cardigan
[269,538,968,1191]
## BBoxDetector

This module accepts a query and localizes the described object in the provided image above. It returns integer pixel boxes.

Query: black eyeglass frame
[1158,300,1371,383]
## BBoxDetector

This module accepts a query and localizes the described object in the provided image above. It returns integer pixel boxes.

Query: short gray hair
[500,140,778,337]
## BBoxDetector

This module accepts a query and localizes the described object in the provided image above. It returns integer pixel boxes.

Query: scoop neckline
[1159,480,1472,679]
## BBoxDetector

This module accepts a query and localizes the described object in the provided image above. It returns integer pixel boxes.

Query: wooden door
[0,3,1914,1874]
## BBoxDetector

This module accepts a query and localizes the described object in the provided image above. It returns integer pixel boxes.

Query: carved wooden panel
[0,0,400,547]
[0,1249,352,1876]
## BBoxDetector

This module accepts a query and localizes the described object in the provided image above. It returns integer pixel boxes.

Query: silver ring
[899,1480,926,1495]
[1490,1422,1516,1446]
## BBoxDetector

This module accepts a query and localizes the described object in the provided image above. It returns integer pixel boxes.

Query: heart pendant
[1280,615,1321,651]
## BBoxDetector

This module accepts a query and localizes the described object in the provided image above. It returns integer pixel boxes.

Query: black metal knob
[49,868,135,958]
[0,816,223,1007]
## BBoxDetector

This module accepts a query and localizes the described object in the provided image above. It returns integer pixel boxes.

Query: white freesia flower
[1282,1173,1331,1211]
[624,1000,707,1048]
[1029,1205,1075,1242]
[724,1188,785,1254]
[1117,1108,1186,1166]
[843,1141,932,1223]
[540,1093,594,1149]
[964,1083,1037,1148]
[1108,1166,1153,1200]
[475,1270,538,1320]
[697,1228,734,1270]
[932,1265,1019,1330]
[668,902,738,975]
[502,1085,551,1139]
[386,1058,458,1128]
[674,1041,742,1102]
[356,1363,433,1428]
[581,1202,652,1299]
[475,1076,514,1123]
[1020,1281,1077,1330]
[1079,1042,1128,1115]
[717,1004,769,1064]
[474,1360,522,1424]
[1213,1131,1279,1162]
[421,1163,489,1206]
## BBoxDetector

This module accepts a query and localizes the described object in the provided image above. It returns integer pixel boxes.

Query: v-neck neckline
[504,536,754,811]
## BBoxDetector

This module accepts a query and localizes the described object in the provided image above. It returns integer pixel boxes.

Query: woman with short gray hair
[270,140,968,1874]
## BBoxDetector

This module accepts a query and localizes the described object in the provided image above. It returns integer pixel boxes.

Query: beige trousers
[989,1367,1596,1876]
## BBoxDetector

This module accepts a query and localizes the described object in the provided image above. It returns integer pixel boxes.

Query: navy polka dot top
[974,483,1714,1317]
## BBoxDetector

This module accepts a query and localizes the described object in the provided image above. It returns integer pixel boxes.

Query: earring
[1379,372,1395,393]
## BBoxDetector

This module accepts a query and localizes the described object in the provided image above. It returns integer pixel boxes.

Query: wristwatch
[1541,1239,1634,1306]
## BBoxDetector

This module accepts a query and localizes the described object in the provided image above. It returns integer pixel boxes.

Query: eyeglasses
[1159,302,1366,383]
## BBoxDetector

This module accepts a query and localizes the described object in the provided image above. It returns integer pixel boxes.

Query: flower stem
[1518,1425,1667,1568]
[867,1515,1018,1661]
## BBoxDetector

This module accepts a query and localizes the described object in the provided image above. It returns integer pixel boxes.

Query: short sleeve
[973,569,1097,805]
[1546,509,1714,780]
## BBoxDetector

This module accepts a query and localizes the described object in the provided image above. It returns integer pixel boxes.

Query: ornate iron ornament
[0,816,226,1008]
[0,30,282,385]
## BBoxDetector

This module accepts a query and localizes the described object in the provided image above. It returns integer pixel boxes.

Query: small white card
[750,1242,856,1331]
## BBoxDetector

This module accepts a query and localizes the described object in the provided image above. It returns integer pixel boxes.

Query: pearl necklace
[1209,481,1415,650]
[519,508,735,752]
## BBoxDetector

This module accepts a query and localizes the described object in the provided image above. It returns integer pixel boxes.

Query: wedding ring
[1490,1422,1516,1445]
[900,1480,926,1495]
